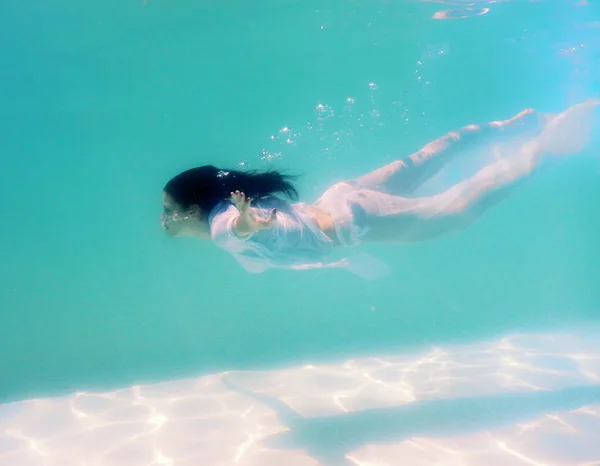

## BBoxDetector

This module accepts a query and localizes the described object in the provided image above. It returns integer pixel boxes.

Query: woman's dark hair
[164,165,299,212]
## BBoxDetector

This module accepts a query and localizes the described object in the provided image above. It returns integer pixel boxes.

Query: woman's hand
[230,190,277,236]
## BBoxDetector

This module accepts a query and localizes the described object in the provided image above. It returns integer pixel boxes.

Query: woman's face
[161,192,211,239]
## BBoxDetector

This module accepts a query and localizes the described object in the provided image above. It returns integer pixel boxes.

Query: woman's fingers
[265,208,277,226]
[230,190,243,202]
[230,190,251,211]
[229,191,276,229]
[254,208,277,229]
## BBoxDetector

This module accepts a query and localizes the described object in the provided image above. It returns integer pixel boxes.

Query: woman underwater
[161,99,598,275]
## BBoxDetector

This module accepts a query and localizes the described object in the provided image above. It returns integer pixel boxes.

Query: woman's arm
[230,190,277,237]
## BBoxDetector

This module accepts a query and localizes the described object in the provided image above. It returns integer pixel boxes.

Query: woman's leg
[358,143,541,242]
[351,108,547,196]
[357,99,599,243]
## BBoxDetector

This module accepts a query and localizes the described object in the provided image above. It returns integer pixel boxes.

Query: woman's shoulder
[208,201,237,224]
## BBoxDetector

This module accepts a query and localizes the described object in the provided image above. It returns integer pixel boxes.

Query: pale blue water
[1,1,600,464]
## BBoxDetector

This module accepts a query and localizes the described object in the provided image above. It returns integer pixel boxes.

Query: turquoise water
[2,0,600,464]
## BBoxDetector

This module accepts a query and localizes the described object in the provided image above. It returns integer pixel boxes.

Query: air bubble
[315,103,335,120]
[259,149,281,162]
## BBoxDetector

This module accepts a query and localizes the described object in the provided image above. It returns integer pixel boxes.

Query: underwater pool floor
[2,330,600,465]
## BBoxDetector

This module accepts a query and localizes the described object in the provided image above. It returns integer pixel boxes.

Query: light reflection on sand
[2,331,600,465]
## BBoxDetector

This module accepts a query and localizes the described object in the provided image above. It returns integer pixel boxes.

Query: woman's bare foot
[539,98,600,156]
